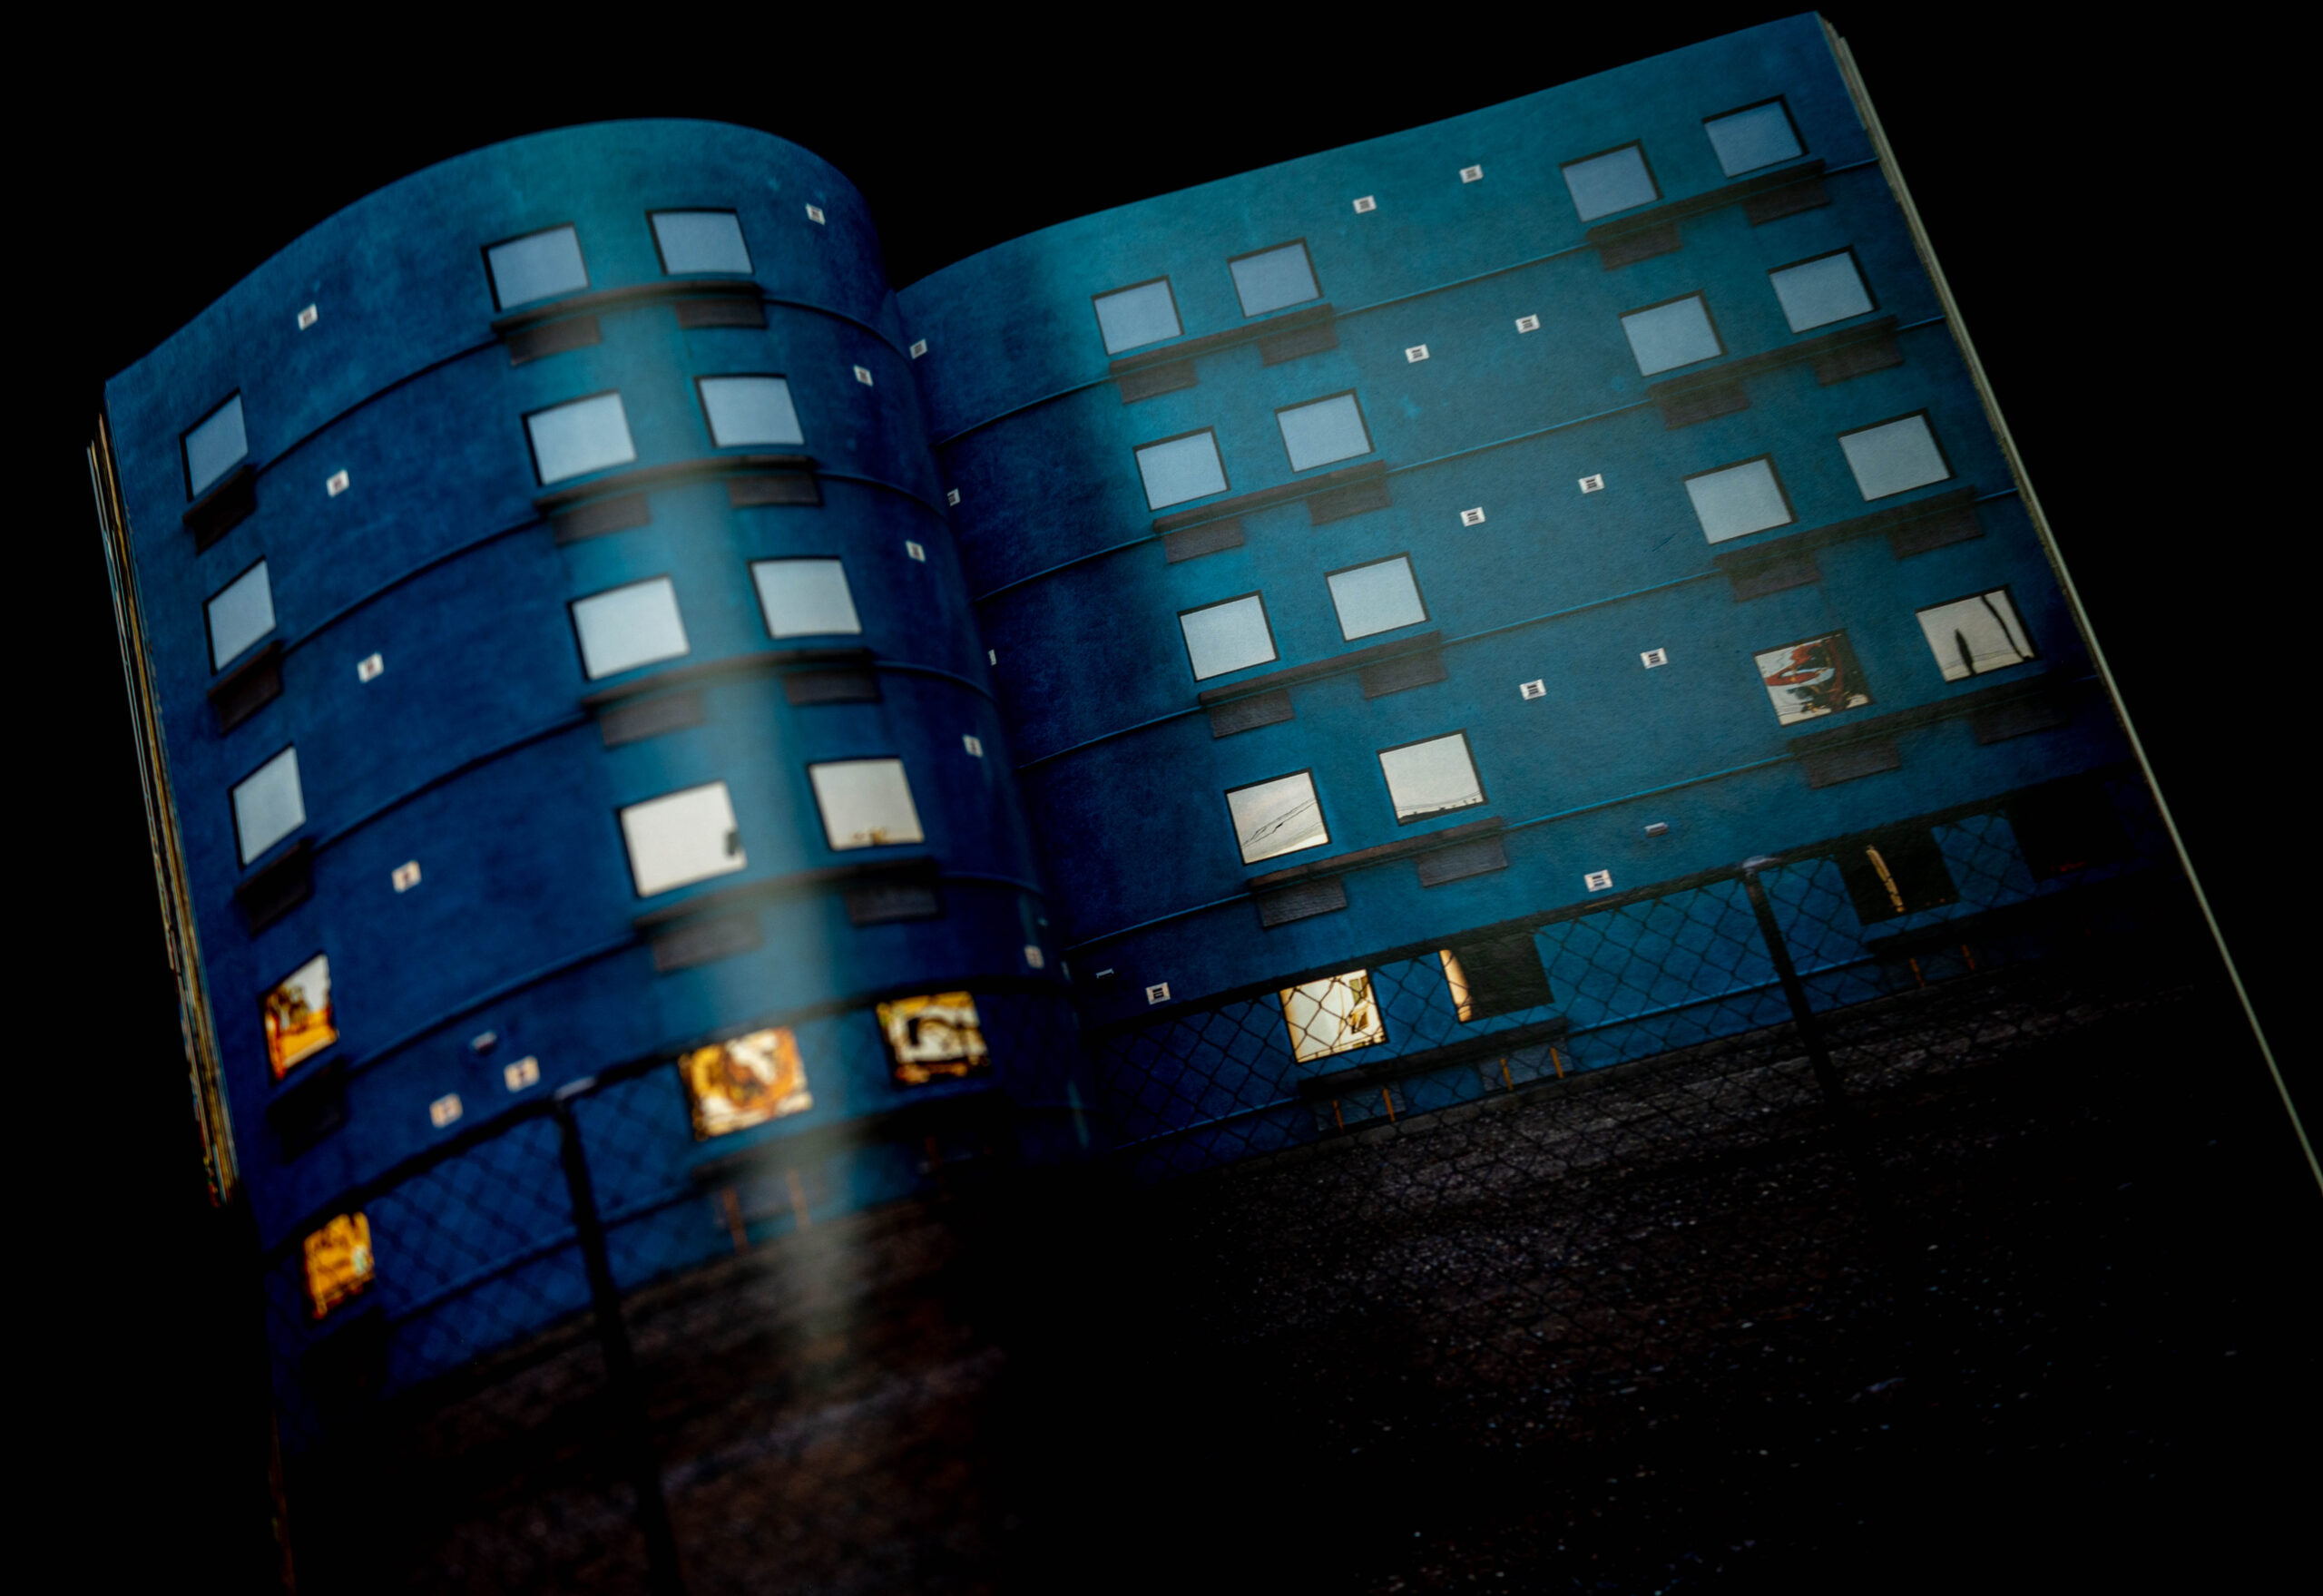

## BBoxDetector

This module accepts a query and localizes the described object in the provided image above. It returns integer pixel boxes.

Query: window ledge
[580,645,873,710]
[1197,627,1441,709]
[534,452,817,524]
[632,856,940,933]
[1784,674,2073,759]
[235,837,314,933]
[1646,315,1902,427]
[1709,485,1981,592]
[1152,458,1387,536]
[1109,303,1338,402]
[1295,1015,1571,1102]
[207,639,284,733]
[686,1087,1011,1188]
[490,278,762,338]
[1249,815,1504,892]
[1585,159,1829,267]
[183,461,258,550]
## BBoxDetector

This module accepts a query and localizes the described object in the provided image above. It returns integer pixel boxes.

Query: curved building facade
[96,122,1077,1366]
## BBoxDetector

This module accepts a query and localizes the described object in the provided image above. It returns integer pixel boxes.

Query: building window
[485,224,589,311]
[1621,294,1725,376]
[1916,588,2035,681]
[1279,970,1385,1063]
[182,393,248,499]
[681,1027,809,1139]
[525,392,636,485]
[877,993,990,1087]
[1561,143,1660,220]
[1327,555,1427,641]
[1179,592,1278,681]
[1229,240,1320,318]
[808,759,925,850]
[1683,456,1794,543]
[206,558,275,671]
[262,953,337,1079]
[1839,414,1952,501]
[1379,732,1485,824]
[570,576,690,681]
[2007,778,2132,880]
[1704,99,1805,177]
[697,375,804,448]
[650,209,753,276]
[1755,632,1872,724]
[1769,250,1875,333]
[1134,429,1229,511]
[302,1213,375,1319]
[1836,827,1957,923]
[1226,770,1328,865]
[232,746,305,866]
[1093,278,1181,354]
[750,558,862,640]
[1276,392,1372,473]
[1440,933,1553,1022]
[620,780,745,896]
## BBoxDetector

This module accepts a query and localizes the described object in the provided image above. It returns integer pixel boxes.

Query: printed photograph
[1755,631,1872,724]
[680,1026,811,1140]
[876,993,989,1086]
[261,953,336,1080]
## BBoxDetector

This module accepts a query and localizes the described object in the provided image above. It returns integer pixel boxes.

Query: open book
[92,13,2198,1376]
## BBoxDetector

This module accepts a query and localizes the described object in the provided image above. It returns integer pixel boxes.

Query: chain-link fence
[260,766,2262,1591]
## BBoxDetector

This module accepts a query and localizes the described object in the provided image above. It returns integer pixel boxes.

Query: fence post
[1739,857,1849,1112]
[553,1082,688,1596]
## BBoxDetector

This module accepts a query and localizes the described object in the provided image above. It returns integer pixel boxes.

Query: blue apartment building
[94,15,2161,1396]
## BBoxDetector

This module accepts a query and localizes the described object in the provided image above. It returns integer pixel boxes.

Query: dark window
[1440,934,1554,1021]
[1835,827,1958,924]
[2008,779,2132,880]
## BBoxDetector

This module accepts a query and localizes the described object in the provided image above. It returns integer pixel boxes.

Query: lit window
[877,992,990,1087]
[1276,392,1372,472]
[1916,588,2036,681]
[619,780,745,896]
[1621,294,1723,377]
[1230,240,1320,318]
[1561,144,1659,220]
[697,376,804,448]
[1134,430,1228,511]
[650,209,753,276]
[262,953,337,1079]
[1835,827,1957,923]
[183,394,248,499]
[232,747,305,865]
[1769,250,1875,333]
[1179,592,1278,681]
[808,759,925,850]
[1684,457,1793,543]
[1279,970,1385,1062]
[1839,415,1951,501]
[485,224,588,311]
[570,577,689,681]
[206,559,275,671]
[1440,934,1554,1022]
[681,1027,810,1139]
[1093,279,1181,354]
[1378,732,1485,823]
[302,1212,375,1319]
[1327,555,1427,641]
[525,393,636,485]
[1754,632,1872,724]
[1226,771,1328,865]
[750,558,862,639]
[1704,100,1805,178]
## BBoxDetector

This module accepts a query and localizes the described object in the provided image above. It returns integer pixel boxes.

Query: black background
[26,7,2301,1582]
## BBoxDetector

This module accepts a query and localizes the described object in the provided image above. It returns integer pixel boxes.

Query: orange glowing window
[263,954,338,1080]
[303,1212,375,1319]
[876,993,989,1087]
[680,1027,812,1140]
